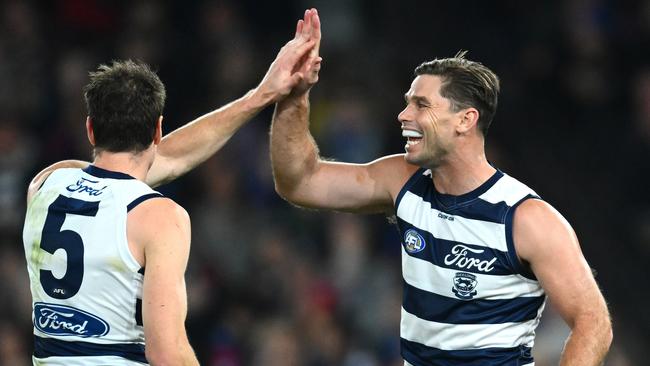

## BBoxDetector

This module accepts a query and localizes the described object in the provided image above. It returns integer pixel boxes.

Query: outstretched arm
[514,200,612,365]
[145,11,319,187]
[270,10,415,213]
[271,95,413,213]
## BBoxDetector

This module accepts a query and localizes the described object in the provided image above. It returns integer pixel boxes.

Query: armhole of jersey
[395,168,426,208]
[504,194,540,280]
[31,168,65,199]
[127,193,164,212]
[121,192,164,273]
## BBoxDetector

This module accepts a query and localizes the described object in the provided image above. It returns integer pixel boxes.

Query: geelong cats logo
[452,272,478,300]
[403,229,426,253]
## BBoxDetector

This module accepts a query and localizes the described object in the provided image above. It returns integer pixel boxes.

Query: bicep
[145,154,177,188]
[514,200,608,327]
[288,154,416,214]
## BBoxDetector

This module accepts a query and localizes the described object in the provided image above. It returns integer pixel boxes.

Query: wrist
[281,92,310,108]
[247,87,274,110]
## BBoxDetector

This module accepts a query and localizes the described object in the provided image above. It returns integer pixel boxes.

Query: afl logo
[404,229,426,253]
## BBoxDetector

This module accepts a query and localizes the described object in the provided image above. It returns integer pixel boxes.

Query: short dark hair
[414,51,499,137]
[83,60,166,153]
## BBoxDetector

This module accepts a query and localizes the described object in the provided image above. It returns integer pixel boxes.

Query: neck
[92,150,153,181]
[430,142,495,196]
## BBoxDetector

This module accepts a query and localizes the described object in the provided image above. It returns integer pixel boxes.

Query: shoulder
[512,198,575,262]
[27,160,90,203]
[367,154,419,194]
[128,197,190,247]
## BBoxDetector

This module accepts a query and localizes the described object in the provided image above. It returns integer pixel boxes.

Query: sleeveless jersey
[22,165,162,365]
[395,168,546,366]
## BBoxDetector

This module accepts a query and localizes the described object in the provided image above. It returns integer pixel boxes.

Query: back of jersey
[23,165,161,365]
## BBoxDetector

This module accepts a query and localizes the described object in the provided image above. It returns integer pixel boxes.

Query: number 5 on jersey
[40,195,99,299]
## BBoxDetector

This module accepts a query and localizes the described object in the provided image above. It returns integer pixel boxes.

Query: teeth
[402,130,423,138]
[406,140,420,146]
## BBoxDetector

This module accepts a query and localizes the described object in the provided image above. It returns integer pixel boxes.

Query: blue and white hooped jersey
[23,165,163,365]
[395,168,546,366]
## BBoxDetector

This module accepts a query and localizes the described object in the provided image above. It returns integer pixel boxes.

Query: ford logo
[34,302,109,337]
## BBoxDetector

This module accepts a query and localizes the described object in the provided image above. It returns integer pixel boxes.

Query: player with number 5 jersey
[24,165,163,364]
[22,10,322,365]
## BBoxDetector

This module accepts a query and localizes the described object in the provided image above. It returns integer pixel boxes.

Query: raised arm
[128,198,198,365]
[270,10,415,213]
[270,93,415,214]
[513,199,612,365]
[145,10,319,187]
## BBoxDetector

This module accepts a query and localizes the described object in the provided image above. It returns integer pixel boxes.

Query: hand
[291,8,321,96]
[252,9,320,105]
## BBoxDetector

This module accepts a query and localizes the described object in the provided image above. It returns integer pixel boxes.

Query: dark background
[0,0,648,365]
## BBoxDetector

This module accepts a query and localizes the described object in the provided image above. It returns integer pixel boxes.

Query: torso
[23,165,162,365]
[395,168,546,366]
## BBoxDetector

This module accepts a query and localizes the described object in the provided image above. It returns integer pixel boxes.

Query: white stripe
[479,174,537,206]
[401,307,537,350]
[402,247,544,300]
[398,191,508,252]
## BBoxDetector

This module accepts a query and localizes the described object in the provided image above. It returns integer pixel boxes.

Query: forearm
[147,342,198,366]
[270,94,320,199]
[147,89,270,187]
[560,314,612,365]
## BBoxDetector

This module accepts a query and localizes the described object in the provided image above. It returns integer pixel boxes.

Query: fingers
[285,39,316,66]
[312,9,321,42]
[300,9,313,41]
[294,19,303,39]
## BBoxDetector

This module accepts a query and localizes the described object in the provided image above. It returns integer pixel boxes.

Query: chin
[404,153,424,167]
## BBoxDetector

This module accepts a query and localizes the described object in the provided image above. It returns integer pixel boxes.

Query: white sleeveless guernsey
[23,165,162,365]
[395,168,546,366]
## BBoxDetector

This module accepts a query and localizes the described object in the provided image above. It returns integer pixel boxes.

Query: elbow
[274,180,301,205]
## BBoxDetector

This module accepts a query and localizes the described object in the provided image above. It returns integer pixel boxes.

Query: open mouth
[402,129,423,148]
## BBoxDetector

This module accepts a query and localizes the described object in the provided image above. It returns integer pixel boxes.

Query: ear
[153,116,163,145]
[86,117,96,146]
[456,108,479,135]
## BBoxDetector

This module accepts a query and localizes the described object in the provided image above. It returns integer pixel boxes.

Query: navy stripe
[83,165,136,180]
[401,338,533,366]
[127,193,163,212]
[433,170,504,209]
[504,195,539,280]
[397,217,514,275]
[403,178,511,225]
[395,168,427,208]
[403,280,545,324]
[135,298,143,326]
[33,335,147,363]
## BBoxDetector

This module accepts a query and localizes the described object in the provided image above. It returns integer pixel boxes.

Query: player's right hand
[252,9,320,105]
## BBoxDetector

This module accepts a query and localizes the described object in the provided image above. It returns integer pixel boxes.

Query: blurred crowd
[0,0,648,365]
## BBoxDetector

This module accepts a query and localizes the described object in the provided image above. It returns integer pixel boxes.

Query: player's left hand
[252,9,320,105]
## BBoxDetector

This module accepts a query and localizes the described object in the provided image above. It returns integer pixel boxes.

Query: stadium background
[0,0,648,364]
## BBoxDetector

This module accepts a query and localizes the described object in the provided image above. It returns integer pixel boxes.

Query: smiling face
[398,75,462,168]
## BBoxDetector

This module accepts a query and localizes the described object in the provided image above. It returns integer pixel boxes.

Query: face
[398,75,461,168]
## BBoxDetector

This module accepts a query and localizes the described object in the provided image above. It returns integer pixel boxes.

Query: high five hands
[253,8,322,104]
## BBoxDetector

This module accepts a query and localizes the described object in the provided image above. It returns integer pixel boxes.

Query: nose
[398,104,413,124]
